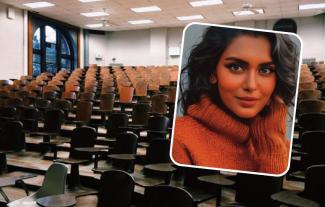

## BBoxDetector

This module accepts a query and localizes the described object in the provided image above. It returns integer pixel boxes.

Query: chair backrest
[20,107,39,132]
[301,131,325,168]
[151,94,168,114]
[43,91,58,100]
[16,90,31,99]
[235,173,283,207]
[167,87,177,103]
[75,101,93,122]
[299,82,317,91]
[144,185,194,207]
[303,165,325,205]
[50,99,72,117]
[80,92,95,102]
[106,113,129,138]
[135,81,148,96]
[33,163,68,199]
[298,100,325,114]
[119,86,134,103]
[147,115,169,131]
[35,98,51,109]
[298,113,325,131]
[298,90,321,101]
[0,106,17,118]
[97,170,135,207]
[100,93,115,111]
[70,126,97,159]
[43,109,65,133]
[113,132,138,154]
[6,97,23,107]
[62,91,77,101]
[146,139,171,164]
[0,121,25,151]
[132,103,150,125]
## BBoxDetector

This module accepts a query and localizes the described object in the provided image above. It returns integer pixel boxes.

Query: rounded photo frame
[170,22,303,177]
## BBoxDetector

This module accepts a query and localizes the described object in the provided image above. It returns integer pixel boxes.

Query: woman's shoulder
[173,115,208,143]
[174,115,201,133]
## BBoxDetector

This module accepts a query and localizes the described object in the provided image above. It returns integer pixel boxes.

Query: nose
[243,70,257,92]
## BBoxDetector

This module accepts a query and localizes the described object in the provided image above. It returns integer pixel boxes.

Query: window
[32,25,75,75]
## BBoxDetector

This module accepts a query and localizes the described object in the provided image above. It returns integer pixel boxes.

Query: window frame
[28,12,80,76]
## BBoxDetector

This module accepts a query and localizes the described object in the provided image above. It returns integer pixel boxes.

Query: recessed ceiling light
[131,6,161,13]
[80,11,109,17]
[299,3,325,10]
[176,15,204,21]
[128,19,153,25]
[23,1,55,8]
[232,9,264,16]
[79,0,104,2]
[85,23,103,28]
[189,0,223,7]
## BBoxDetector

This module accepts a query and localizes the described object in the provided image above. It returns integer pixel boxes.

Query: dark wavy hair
[179,26,299,116]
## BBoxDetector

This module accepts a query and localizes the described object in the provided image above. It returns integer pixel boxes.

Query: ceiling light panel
[79,0,104,2]
[23,1,55,8]
[85,23,103,28]
[176,15,204,21]
[233,9,264,16]
[128,19,153,25]
[131,6,161,13]
[299,3,325,10]
[189,0,223,7]
[80,11,109,17]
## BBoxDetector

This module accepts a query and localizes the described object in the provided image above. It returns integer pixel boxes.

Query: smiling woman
[171,24,300,175]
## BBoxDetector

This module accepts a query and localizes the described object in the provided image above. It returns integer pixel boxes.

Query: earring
[210,76,217,84]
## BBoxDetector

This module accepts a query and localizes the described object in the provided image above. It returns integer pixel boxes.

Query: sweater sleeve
[249,97,290,174]
[171,138,192,165]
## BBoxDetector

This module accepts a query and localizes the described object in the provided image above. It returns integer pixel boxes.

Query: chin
[233,110,260,119]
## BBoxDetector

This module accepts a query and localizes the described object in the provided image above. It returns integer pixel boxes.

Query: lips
[237,96,259,107]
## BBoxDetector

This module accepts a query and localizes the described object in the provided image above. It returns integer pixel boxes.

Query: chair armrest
[271,191,320,207]
[54,158,89,165]
[147,130,168,135]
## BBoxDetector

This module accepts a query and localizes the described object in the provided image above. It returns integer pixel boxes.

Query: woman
[171,25,299,175]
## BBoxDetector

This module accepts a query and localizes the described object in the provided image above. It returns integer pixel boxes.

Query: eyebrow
[224,57,275,67]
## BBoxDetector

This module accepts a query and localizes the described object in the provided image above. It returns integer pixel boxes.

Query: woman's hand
[249,96,290,174]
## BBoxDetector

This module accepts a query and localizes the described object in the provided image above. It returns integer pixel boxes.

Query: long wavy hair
[179,26,299,116]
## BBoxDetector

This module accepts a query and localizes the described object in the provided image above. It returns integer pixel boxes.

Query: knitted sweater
[172,96,290,174]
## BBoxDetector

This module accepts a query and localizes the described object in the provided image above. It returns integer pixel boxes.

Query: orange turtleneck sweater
[172,96,290,175]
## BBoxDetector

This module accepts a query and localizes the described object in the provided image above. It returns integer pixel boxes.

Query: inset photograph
[171,23,302,176]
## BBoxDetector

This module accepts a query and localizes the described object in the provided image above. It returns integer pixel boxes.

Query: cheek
[259,76,276,98]
[216,66,243,92]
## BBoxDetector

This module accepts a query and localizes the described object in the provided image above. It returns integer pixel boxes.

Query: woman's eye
[226,63,244,72]
[259,67,275,75]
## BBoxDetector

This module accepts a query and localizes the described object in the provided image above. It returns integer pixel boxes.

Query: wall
[233,15,325,61]
[86,15,325,66]
[167,27,183,65]
[150,28,167,65]
[88,27,183,66]
[0,3,25,79]
[88,33,109,66]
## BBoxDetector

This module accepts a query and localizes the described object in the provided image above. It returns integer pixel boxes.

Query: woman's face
[214,35,276,118]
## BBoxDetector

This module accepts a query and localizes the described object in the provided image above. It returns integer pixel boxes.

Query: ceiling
[1,0,325,31]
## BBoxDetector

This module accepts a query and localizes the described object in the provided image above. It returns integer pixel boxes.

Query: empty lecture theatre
[0,0,324,207]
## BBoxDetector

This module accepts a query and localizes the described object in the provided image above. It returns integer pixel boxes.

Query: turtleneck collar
[187,96,250,143]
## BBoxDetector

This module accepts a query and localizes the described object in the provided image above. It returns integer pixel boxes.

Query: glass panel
[33,28,41,49]
[32,54,41,76]
[61,58,71,71]
[46,43,57,74]
[61,35,70,55]
[45,25,56,44]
